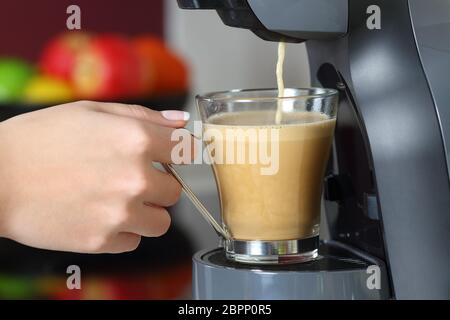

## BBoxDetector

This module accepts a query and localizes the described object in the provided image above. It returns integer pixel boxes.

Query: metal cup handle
[161,163,230,240]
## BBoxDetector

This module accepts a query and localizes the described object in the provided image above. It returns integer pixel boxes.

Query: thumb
[86,101,190,128]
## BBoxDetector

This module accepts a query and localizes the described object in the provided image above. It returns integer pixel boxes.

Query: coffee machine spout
[177,0,221,10]
[176,0,348,43]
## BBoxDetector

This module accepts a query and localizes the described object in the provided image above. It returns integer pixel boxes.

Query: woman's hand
[0,101,192,253]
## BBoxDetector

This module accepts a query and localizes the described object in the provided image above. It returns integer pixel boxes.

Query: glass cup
[196,88,338,264]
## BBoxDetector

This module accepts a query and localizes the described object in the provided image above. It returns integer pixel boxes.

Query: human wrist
[0,122,12,237]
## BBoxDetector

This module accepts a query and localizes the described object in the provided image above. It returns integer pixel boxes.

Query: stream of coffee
[275,41,286,124]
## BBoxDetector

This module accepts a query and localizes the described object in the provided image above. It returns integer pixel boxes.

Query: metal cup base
[223,236,319,265]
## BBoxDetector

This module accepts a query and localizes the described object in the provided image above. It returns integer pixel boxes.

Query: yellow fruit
[23,75,73,104]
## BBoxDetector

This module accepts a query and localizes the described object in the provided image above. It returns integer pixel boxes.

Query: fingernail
[161,110,190,121]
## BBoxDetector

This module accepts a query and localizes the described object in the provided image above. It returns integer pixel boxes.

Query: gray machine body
[307,0,450,299]
[410,0,450,176]
[180,0,450,299]
[193,243,389,300]
[247,0,348,39]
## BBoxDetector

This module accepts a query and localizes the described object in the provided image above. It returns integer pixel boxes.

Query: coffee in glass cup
[197,88,338,264]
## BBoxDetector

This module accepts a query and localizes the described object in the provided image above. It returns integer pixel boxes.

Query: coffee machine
[177,0,450,299]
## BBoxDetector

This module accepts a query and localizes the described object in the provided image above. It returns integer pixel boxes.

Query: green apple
[0,58,34,103]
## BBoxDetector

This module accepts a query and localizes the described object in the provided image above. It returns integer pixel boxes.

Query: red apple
[132,35,189,96]
[72,35,141,100]
[39,32,91,81]
[131,36,165,96]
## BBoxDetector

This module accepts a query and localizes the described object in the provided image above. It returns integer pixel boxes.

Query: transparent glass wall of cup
[197,88,338,264]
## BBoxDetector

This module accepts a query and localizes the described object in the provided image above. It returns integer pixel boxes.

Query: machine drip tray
[193,241,390,299]
[204,247,368,272]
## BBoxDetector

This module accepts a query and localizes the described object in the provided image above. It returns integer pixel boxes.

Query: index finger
[145,124,195,164]
[85,101,190,129]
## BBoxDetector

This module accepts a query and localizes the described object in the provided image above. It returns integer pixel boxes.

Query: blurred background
[0,0,309,299]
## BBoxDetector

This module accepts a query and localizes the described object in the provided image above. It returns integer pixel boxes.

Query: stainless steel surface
[224,237,319,264]
[162,163,230,240]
